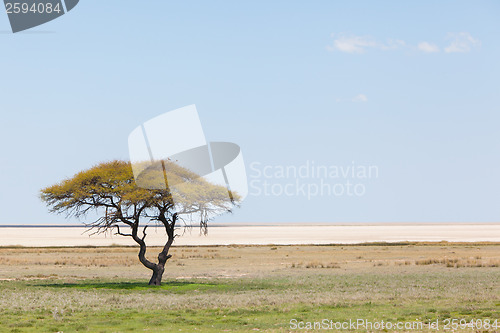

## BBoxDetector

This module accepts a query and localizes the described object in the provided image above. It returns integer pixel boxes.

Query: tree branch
[131,224,156,271]
[115,225,133,237]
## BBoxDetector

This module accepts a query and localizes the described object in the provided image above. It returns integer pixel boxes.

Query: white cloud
[334,94,368,103]
[444,32,480,53]
[417,41,439,53]
[327,34,377,53]
[352,94,368,102]
[380,39,406,50]
[328,32,481,55]
[327,34,409,54]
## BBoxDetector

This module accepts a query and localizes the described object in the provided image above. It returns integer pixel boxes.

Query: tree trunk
[148,265,164,286]
[131,213,176,286]
[148,242,173,286]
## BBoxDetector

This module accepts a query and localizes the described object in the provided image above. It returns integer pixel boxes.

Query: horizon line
[1,222,500,228]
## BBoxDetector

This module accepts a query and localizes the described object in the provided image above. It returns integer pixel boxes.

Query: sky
[0,1,499,225]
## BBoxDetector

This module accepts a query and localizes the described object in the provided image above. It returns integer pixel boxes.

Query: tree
[40,160,239,285]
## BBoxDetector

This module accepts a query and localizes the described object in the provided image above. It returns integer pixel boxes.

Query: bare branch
[115,225,133,237]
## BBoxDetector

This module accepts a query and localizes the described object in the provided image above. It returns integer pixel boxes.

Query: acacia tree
[41,160,238,285]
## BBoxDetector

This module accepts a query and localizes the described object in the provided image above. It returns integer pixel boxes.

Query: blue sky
[0,1,499,224]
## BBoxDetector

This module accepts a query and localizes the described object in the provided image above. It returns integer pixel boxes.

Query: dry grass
[414,257,500,267]
[290,260,340,268]
[0,243,499,332]
[0,245,498,304]
[1,242,499,274]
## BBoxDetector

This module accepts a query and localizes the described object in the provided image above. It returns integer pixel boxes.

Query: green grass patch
[37,280,219,292]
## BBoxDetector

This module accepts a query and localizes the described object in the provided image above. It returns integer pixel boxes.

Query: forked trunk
[131,213,176,286]
[147,244,172,286]
[148,265,165,286]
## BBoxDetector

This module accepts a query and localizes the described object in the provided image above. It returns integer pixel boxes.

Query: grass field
[0,243,499,332]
